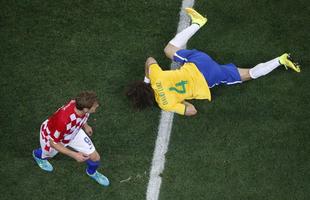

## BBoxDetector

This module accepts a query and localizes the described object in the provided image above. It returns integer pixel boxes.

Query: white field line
[146,1,195,200]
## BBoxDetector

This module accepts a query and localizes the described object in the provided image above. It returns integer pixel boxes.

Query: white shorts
[40,129,96,159]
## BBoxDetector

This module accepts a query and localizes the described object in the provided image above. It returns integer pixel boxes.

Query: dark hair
[126,81,155,110]
[75,91,98,110]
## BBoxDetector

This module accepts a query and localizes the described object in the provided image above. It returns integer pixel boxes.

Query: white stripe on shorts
[174,52,188,62]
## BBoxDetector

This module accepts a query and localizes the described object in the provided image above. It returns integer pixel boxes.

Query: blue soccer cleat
[87,170,110,187]
[32,151,53,172]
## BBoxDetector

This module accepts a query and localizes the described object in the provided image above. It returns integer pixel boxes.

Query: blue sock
[33,148,43,159]
[86,160,100,175]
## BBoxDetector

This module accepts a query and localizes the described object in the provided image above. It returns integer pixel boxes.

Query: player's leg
[32,122,56,172]
[86,151,100,176]
[85,151,110,186]
[164,8,207,59]
[237,68,252,82]
[32,147,56,172]
[69,129,110,186]
[205,53,300,86]
[247,53,300,80]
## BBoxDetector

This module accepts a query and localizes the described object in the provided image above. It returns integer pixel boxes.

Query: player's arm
[183,101,197,116]
[49,139,89,162]
[145,57,158,78]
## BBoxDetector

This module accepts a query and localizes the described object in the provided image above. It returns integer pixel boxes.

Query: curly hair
[126,81,155,110]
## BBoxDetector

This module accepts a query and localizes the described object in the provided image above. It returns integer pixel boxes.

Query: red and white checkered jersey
[41,100,89,147]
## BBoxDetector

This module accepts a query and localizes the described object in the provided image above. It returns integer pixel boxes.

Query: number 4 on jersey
[169,80,188,94]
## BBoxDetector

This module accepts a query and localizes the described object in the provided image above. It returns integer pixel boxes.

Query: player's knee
[164,44,175,60]
[89,151,100,161]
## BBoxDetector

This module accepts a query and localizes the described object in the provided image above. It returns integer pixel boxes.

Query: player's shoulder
[51,100,75,122]
[62,100,76,111]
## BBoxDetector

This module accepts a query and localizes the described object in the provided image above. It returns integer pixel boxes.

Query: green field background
[0,0,309,199]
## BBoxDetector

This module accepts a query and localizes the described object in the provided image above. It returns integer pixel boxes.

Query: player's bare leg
[237,68,252,82]
[164,44,181,60]
[164,8,207,59]
[89,150,100,161]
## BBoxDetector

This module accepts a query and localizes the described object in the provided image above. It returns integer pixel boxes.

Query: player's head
[126,81,155,110]
[75,91,99,113]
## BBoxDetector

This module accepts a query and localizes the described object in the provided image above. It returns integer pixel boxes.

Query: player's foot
[279,53,301,72]
[185,7,207,27]
[87,171,110,187]
[32,151,53,172]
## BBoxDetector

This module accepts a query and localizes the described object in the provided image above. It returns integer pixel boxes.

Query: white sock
[169,24,200,48]
[249,57,281,79]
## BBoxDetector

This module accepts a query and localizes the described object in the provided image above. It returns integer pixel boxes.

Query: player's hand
[74,152,89,162]
[83,124,93,136]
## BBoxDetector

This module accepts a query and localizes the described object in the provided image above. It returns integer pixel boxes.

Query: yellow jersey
[149,63,211,115]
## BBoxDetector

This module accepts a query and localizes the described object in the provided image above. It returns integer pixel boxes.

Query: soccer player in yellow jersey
[126,8,300,116]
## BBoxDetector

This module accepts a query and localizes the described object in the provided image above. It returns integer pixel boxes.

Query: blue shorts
[173,49,242,88]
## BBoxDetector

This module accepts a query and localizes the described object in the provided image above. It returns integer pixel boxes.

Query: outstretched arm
[145,57,158,78]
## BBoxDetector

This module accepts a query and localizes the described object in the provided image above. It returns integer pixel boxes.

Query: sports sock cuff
[144,76,150,84]
[249,68,258,79]
[86,160,100,175]
[86,160,100,166]
[34,148,43,159]
[277,57,281,65]
[191,22,201,27]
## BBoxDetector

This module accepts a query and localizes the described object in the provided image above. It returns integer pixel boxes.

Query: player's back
[43,100,89,144]
[47,100,76,130]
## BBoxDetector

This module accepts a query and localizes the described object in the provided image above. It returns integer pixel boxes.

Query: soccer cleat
[279,53,301,72]
[32,151,53,172]
[185,7,207,27]
[87,171,110,187]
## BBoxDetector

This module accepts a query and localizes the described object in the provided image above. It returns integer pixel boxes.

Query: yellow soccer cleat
[279,53,301,72]
[185,7,207,27]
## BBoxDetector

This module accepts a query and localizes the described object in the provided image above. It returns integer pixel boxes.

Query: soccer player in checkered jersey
[126,8,300,116]
[32,91,109,186]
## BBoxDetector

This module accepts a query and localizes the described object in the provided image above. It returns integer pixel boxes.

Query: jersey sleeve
[170,103,186,115]
[160,102,186,115]
[149,63,162,82]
